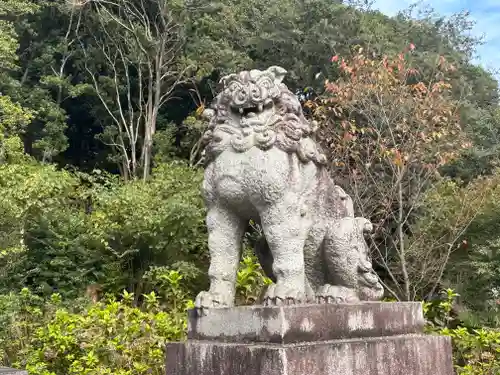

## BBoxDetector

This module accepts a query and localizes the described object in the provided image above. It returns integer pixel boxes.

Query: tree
[311,46,489,300]
[80,0,192,180]
[0,160,84,292]
[0,0,38,70]
[0,0,77,162]
[0,95,34,163]
[0,0,37,162]
[445,170,500,322]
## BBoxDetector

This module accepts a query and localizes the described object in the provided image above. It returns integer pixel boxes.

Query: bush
[0,161,101,298]
[442,327,500,375]
[425,289,500,374]
[0,160,208,300]
[0,287,192,375]
[0,256,269,373]
[2,260,497,374]
[81,161,208,298]
[235,255,272,305]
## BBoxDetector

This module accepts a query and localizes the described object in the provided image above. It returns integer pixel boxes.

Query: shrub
[235,255,272,305]
[425,289,500,374]
[0,287,191,375]
[0,257,269,373]
[3,264,498,374]
[0,160,208,300]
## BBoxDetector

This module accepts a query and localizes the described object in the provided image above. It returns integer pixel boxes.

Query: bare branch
[79,0,188,179]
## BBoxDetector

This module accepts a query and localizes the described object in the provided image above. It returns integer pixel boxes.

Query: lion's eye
[228,82,241,92]
[257,77,272,89]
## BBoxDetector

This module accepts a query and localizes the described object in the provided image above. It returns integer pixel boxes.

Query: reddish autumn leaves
[311,45,469,172]
[308,46,475,301]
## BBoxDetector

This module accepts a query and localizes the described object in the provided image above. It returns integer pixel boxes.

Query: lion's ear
[355,218,373,234]
[266,66,287,83]
[219,73,237,86]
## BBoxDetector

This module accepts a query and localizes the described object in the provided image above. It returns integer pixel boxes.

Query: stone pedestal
[166,302,454,375]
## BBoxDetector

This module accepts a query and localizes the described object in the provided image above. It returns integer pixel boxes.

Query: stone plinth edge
[188,302,425,343]
[166,334,454,375]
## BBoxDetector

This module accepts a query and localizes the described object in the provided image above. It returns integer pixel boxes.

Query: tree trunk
[142,127,153,181]
[398,171,411,301]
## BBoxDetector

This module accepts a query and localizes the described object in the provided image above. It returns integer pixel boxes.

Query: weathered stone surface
[169,303,454,375]
[188,302,425,344]
[0,368,27,375]
[195,66,383,309]
[166,334,454,375]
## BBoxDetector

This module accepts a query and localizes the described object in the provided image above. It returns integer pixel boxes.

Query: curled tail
[254,236,276,282]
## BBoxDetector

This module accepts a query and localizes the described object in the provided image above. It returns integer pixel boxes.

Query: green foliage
[87,161,207,295]
[0,94,34,163]
[0,160,207,300]
[2,276,498,375]
[235,255,272,305]
[0,0,71,161]
[438,169,500,319]
[0,256,270,372]
[423,289,460,329]
[402,175,496,301]
[143,266,199,310]
[0,0,38,161]
[1,0,500,372]
[0,0,39,69]
[444,327,500,375]
[425,290,500,374]
[1,0,495,174]
[0,161,80,264]
[0,287,191,375]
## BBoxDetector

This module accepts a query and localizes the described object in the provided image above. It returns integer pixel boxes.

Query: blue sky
[371,0,500,77]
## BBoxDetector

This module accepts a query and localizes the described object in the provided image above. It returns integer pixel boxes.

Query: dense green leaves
[425,290,500,374]
[0,159,207,299]
[0,288,191,374]
[0,0,500,372]
[87,162,207,296]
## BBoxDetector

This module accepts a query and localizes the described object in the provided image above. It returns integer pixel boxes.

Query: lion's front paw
[316,284,360,304]
[194,290,233,310]
[263,283,305,306]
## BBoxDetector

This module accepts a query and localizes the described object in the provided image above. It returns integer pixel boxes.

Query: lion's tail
[253,236,276,283]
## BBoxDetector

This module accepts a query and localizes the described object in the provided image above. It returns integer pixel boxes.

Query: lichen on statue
[195,66,384,309]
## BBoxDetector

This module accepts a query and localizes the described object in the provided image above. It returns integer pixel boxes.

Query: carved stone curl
[195,66,383,309]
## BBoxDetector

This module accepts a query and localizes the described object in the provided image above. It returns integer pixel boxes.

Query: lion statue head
[201,66,327,165]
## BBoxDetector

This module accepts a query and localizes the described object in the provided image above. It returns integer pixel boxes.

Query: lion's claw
[316,284,360,304]
[194,291,233,312]
[263,284,305,306]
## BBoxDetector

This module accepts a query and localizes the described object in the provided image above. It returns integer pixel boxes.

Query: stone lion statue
[195,66,383,308]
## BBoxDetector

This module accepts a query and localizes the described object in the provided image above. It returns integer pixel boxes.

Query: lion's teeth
[239,108,244,114]
[258,104,263,112]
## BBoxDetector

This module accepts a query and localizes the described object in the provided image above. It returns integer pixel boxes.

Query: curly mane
[201,66,327,165]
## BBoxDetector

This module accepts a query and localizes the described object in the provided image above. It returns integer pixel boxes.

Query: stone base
[166,334,453,375]
[187,302,425,343]
[166,303,454,375]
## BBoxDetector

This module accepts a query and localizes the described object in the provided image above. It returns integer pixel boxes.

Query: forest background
[0,0,500,374]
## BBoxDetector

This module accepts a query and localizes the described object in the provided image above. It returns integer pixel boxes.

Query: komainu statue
[195,66,383,308]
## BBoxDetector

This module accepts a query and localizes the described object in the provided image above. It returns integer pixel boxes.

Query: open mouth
[230,99,274,117]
